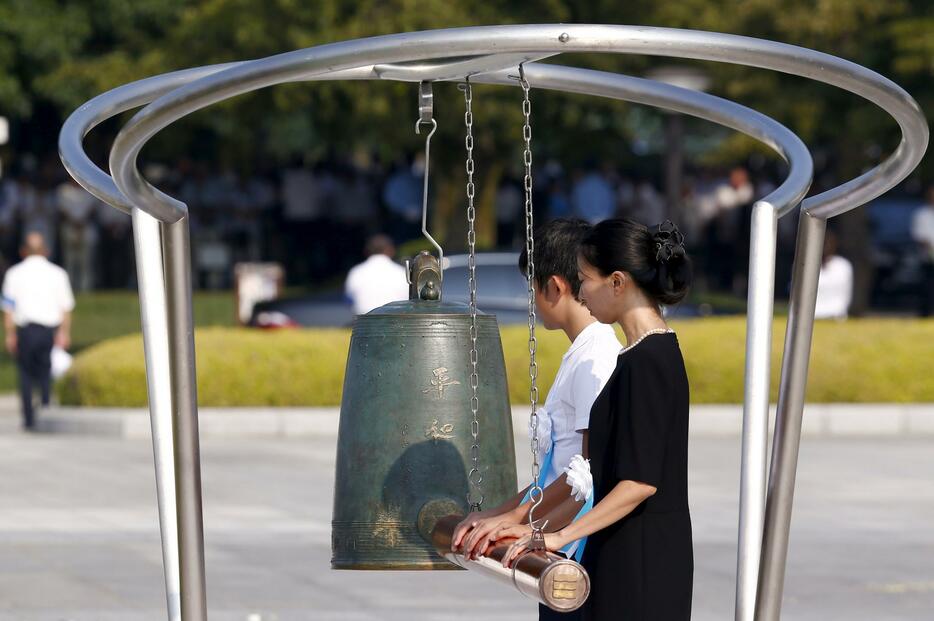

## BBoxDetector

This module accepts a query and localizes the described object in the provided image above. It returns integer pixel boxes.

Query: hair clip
[652,220,685,263]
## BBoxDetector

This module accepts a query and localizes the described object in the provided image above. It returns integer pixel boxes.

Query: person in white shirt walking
[450,218,622,621]
[344,234,409,315]
[814,230,853,320]
[2,232,75,430]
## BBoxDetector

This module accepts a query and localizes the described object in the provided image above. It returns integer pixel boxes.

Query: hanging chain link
[518,65,545,547]
[460,78,483,512]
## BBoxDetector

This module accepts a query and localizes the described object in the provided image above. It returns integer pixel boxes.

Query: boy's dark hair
[517,218,592,297]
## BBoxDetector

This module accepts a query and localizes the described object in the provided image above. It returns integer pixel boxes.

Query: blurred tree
[0,0,187,154]
[0,0,929,250]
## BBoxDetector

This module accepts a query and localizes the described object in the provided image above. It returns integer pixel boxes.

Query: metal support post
[162,216,208,621]
[735,200,779,621]
[132,208,182,621]
[755,212,827,620]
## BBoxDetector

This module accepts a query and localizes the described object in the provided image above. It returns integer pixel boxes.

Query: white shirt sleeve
[1,271,13,313]
[59,269,76,314]
[570,360,606,432]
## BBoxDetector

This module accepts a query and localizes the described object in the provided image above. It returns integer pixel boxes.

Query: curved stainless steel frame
[58,24,928,621]
[63,60,811,621]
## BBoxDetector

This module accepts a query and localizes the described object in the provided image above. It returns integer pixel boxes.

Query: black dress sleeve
[613,349,674,488]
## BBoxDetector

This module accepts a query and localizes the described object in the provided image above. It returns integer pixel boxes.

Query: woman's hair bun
[580,218,692,307]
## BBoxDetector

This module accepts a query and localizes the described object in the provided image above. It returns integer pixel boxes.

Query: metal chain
[460,78,483,512]
[518,65,545,544]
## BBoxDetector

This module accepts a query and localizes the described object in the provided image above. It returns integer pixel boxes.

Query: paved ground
[0,424,932,620]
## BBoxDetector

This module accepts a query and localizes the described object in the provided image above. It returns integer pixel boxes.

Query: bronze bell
[332,252,518,569]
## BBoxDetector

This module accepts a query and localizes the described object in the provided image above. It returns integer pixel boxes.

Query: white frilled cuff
[564,454,593,502]
[528,407,553,459]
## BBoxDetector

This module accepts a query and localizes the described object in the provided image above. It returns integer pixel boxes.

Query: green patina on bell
[332,252,518,569]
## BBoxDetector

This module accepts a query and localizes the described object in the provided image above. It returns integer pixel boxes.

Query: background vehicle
[250,252,531,327]
[866,196,927,310]
[250,251,712,326]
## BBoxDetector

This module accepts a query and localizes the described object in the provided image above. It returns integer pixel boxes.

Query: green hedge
[0,290,237,393]
[59,319,934,407]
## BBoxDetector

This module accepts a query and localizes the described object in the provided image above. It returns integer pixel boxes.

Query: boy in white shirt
[451,219,622,619]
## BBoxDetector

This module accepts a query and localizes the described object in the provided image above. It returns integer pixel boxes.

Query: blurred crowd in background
[1,149,931,317]
[0,152,784,290]
[0,0,930,319]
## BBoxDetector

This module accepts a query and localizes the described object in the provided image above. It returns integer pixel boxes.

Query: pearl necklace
[619,328,674,355]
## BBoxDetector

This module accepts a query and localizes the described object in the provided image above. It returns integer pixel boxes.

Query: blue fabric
[563,495,593,562]
[520,447,592,562]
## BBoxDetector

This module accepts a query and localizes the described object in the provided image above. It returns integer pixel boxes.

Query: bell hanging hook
[414,81,443,278]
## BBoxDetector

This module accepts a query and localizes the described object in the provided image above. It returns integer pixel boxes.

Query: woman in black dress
[502,218,693,621]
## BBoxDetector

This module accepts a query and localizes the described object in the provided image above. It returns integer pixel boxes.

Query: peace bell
[332,251,518,569]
